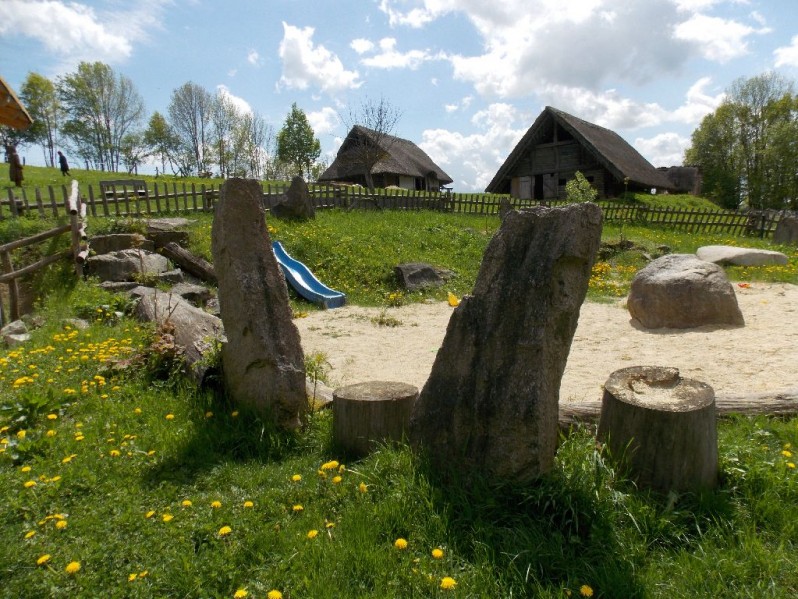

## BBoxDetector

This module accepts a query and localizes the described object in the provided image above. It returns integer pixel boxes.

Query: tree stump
[597,366,718,492]
[333,381,418,457]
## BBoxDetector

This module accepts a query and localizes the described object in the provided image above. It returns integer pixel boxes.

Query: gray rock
[271,176,315,221]
[773,215,798,245]
[170,283,213,306]
[85,249,169,282]
[410,203,603,482]
[158,269,185,284]
[146,217,192,232]
[1,320,28,336]
[4,333,31,347]
[90,234,154,254]
[212,178,307,430]
[696,245,788,266]
[99,281,141,292]
[62,318,90,330]
[627,254,744,329]
[394,263,454,291]
[135,289,224,385]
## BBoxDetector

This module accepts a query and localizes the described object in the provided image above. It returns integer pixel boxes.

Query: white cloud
[350,38,374,54]
[277,22,361,94]
[774,35,798,68]
[0,0,168,70]
[307,107,340,136]
[674,14,768,62]
[247,49,260,66]
[357,37,440,70]
[216,85,252,115]
[633,132,691,167]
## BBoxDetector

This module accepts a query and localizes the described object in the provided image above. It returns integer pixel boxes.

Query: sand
[295,283,798,402]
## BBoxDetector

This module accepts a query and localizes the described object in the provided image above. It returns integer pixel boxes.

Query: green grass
[1,204,798,597]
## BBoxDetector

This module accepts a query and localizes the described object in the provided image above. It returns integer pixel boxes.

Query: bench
[99,179,147,199]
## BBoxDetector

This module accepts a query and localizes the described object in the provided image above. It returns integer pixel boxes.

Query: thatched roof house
[485,106,673,199]
[319,125,453,191]
[0,75,33,130]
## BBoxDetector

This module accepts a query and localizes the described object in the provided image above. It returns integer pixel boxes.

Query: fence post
[1,251,19,321]
[67,181,83,277]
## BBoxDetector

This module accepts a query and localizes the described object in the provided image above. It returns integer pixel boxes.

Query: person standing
[58,151,70,176]
[7,145,23,187]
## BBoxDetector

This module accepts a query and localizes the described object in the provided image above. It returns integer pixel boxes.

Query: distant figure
[58,151,70,176]
[7,145,23,187]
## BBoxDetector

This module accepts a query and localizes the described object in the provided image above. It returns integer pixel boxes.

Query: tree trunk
[160,242,216,283]
[333,381,418,458]
[596,366,717,492]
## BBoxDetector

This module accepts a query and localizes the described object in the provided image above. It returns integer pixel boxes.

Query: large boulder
[211,178,307,430]
[85,249,169,282]
[627,254,744,329]
[773,215,798,246]
[90,234,154,254]
[410,203,603,482]
[696,245,788,266]
[394,263,453,291]
[271,176,315,221]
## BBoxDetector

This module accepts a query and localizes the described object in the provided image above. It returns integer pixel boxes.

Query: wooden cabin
[319,126,453,191]
[485,106,673,199]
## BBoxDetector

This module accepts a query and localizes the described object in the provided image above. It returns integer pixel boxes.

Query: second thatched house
[319,125,453,191]
[485,106,673,200]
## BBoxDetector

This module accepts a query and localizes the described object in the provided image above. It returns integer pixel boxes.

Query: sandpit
[295,283,798,402]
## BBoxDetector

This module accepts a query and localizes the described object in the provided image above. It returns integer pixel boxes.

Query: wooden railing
[0,181,87,324]
[1,183,789,238]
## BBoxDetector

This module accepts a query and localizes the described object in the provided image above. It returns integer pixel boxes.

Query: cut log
[333,381,418,458]
[597,366,718,492]
[160,242,216,283]
[559,387,798,428]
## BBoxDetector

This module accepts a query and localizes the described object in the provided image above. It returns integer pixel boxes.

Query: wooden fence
[0,181,87,325]
[1,182,789,238]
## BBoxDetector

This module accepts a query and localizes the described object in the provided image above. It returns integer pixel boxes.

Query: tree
[565,171,598,203]
[120,132,149,175]
[685,72,796,209]
[143,112,179,176]
[19,72,61,167]
[340,96,402,190]
[58,62,145,172]
[276,103,321,178]
[210,90,239,178]
[168,82,213,176]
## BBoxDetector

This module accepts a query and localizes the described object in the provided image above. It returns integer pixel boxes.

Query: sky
[2,0,798,191]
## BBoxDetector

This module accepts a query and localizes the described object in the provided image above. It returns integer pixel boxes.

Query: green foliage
[277,103,321,178]
[565,171,598,203]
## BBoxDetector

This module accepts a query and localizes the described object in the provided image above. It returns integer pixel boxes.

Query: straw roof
[320,126,453,185]
[0,75,33,130]
[485,106,673,192]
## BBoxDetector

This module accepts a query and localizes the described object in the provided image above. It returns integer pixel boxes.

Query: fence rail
[1,183,789,238]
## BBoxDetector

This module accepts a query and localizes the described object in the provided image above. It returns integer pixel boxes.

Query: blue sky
[2,0,798,191]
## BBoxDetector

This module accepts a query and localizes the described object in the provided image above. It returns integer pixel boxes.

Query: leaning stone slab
[627,254,744,329]
[85,249,169,282]
[696,245,788,266]
[773,216,798,245]
[410,203,603,482]
[271,175,315,221]
[211,178,307,430]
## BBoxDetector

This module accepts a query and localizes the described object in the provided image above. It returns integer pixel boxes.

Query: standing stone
[773,215,798,245]
[211,178,307,429]
[271,175,315,220]
[410,203,603,482]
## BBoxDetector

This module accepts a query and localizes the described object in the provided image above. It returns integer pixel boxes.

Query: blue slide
[272,241,346,309]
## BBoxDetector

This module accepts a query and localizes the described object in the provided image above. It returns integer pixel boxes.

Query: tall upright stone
[211,178,307,429]
[410,203,602,482]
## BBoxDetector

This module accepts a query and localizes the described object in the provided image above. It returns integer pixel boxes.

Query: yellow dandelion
[16,429,26,440]
[291,474,302,482]
[65,561,81,574]
[307,529,319,539]
[332,475,342,484]
[55,520,68,530]
[165,414,175,420]
[358,482,368,493]
[20,465,31,472]
[782,450,793,458]
[292,504,304,513]
[145,510,155,519]
[440,576,457,590]
[23,480,36,489]
[162,514,174,522]
[325,520,335,528]
[24,530,36,539]
[128,573,137,582]
[46,430,56,437]
[231,410,239,418]
[218,525,232,537]
[205,411,213,418]
[138,570,148,578]
[580,585,594,597]
[432,548,444,559]
[181,500,193,508]
[243,500,254,508]
[234,590,248,598]
[788,462,796,469]
[109,450,121,457]
[320,460,339,471]
[134,408,142,414]
[267,591,283,599]
[36,554,51,566]
[211,500,222,509]
[47,413,57,420]
[394,538,408,550]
